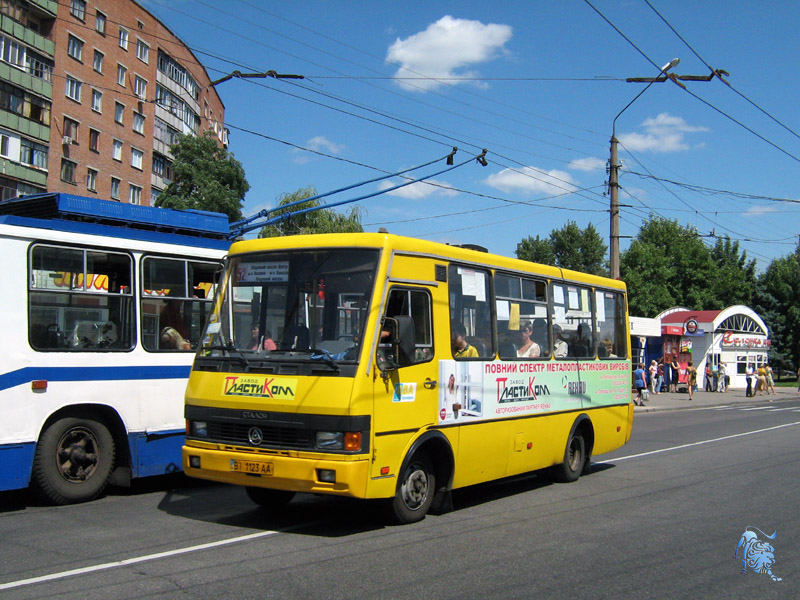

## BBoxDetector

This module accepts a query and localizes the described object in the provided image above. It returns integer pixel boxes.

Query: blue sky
[140,0,800,271]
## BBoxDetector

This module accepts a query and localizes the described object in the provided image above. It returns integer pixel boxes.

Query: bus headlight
[316,431,343,449]
[191,421,208,437]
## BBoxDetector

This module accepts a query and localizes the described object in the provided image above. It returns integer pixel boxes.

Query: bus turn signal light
[344,432,361,451]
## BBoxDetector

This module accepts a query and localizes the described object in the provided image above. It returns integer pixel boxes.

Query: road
[2,398,799,599]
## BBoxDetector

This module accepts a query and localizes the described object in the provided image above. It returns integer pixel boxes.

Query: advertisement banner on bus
[438,359,630,424]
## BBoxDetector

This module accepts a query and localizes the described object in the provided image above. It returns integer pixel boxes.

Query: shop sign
[662,325,684,335]
[720,332,771,348]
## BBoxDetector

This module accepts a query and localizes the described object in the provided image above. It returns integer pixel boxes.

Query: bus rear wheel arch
[32,416,116,505]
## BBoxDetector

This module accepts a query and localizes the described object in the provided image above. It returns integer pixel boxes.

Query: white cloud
[378,178,459,199]
[386,16,512,92]
[484,166,577,196]
[618,112,709,153]
[569,157,606,172]
[746,205,779,216]
[291,136,345,164]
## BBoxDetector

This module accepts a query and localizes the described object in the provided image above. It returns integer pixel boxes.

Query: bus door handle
[424,378,437,389]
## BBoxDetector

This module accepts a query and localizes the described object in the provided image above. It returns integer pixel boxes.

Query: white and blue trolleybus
[0,193,230,503]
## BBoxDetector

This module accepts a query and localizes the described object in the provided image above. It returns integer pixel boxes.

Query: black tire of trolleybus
[31,417,116,505]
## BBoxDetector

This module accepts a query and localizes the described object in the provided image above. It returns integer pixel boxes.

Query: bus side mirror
[378,315,416,377]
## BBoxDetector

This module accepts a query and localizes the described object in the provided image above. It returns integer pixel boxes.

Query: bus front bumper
[182,444,371,498]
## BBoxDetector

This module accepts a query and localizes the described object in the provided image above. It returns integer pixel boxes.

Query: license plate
[230,459,274,475]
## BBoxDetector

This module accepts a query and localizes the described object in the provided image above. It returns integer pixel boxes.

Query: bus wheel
[245,486,295,509]
[32,417,115,505]
[553,431,585,483]
[391,453,435,524]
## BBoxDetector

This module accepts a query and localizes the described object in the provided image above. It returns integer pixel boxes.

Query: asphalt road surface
[2,398,799,599]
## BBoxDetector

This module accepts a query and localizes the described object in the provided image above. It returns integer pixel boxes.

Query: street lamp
[608,58,680,280]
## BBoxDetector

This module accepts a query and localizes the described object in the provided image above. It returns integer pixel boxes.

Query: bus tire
[245,486,295,509]
[390,452,435,524]
[553,430,585,484]
[32,417,115,505]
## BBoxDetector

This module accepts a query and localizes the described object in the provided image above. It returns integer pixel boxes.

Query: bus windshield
[201,248,379,368]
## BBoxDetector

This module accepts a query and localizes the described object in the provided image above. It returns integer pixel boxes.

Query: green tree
[708,236,757,307]
[753,244,800,371]
[516,235,555,266]
[620,216,716,317]
[516,221,607,275]
[155,131,249,222]
[258,186,363,237]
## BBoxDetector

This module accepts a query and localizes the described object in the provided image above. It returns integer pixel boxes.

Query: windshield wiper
[203,344,251,367]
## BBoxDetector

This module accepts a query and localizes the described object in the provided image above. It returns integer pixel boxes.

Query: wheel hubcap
[401,466,429,510]
[56,428,99,483]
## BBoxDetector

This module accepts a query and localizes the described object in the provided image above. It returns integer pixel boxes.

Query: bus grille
[206,422,313,449]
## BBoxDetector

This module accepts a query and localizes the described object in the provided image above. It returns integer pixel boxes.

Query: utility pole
[608,62,725,279]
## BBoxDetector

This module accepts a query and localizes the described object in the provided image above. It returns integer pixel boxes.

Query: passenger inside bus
[159,298,190,349]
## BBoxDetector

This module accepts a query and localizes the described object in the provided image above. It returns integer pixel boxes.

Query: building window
[93,49,103,73]
[67,35,83,62]
[0,133,9,158]
[110,177,120,200]
[114,101,124,124]
[151,187,161,203]
[112,139,122,161]
[133,75,147,99]
[60,158,77,184]
[133,112,145,134]
[95,11,106,34]
[63,116,79,141]
[91,89,101,113]
[152,152,173,179]
[70,0,86,21]
[87,168,97,192]
[136,39,149,63]
[65,76,81,102]
[117,63,127,87]
[119,27,129,50]
[20,138,48,169]
[129,184,142,205]
[131,147,143,170]
[89,128,99,152]
[3,36,26,69]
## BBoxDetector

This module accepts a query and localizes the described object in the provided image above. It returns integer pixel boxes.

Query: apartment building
[0,0,225,205]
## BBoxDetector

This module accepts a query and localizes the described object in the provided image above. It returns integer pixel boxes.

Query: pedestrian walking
[671,357,680,393]
[704,363,713,392]
[656,358,664,394]
[746,364,754,397]
[755,365,767,396]
[633,363,647,406]
[649,360,658,395]
[687,361,697,401]
[718,362,727,393]
[766,364,776,395]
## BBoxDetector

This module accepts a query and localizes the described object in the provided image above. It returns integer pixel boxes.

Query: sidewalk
[633,385,799,413]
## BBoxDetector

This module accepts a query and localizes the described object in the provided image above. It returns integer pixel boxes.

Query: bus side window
[494,272,547,359]
[381,288,433,365]
[596,289,626,359]
[29,244,133,351]
[448,265,493,359]
[141,257,216,351]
